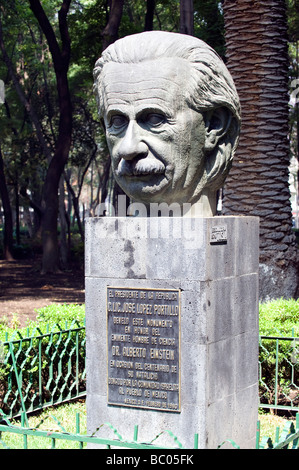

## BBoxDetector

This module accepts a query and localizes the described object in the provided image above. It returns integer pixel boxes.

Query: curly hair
[93,31,241,192]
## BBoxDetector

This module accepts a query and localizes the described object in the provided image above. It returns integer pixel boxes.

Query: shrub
[259,298,299,336]
[33,303,85,328]
[0,303,85,343]
[0,304,86,418]
[259,298,299,409]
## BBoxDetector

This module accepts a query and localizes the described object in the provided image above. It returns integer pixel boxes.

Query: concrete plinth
[85,216,259,449]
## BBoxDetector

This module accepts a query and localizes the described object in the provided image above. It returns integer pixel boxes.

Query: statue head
[93,31,240,216]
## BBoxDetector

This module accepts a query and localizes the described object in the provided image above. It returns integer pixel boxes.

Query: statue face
[101,58,208,206]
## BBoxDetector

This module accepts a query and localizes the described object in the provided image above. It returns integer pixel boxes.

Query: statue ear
[204,107,232,152]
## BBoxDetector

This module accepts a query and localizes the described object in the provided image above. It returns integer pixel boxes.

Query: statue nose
[118,121,149,161]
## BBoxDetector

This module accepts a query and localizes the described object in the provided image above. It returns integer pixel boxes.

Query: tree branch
[59,0,71,64]
[29,0,61,68]
[101,0,124,50]
[0,17,52,163]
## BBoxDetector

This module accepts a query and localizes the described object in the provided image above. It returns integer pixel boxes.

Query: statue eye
[145,113,165,126]
[110,115,127,128]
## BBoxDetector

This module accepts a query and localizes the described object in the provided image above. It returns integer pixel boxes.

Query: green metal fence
[0,411,199,449]
[0,321,86,420]
[256,413,299,449]
[0,411,298,449]
[0,323,299,449]
[0,325,298,420]
[259,331,299,412]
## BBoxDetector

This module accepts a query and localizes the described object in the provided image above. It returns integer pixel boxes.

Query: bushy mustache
[116,157,165,177]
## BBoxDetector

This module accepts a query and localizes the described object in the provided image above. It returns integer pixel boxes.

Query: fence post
[38,336,42,408]
[133,425,138,442]
[255,421,260,449]
[9,343,28,426]
[21,412,28,448]
[76,412,83,449]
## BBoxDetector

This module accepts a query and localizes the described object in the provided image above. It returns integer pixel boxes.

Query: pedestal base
[85,216,259,449]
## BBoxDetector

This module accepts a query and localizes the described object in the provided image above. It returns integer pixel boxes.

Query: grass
[0,400,87,449]
[0,399,297,449]
[258,412,297,444]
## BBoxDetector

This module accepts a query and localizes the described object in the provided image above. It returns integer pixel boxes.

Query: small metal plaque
[107,287,181,412]
[210,225,227,244]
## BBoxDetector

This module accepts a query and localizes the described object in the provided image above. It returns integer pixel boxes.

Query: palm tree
[222,0,298,300]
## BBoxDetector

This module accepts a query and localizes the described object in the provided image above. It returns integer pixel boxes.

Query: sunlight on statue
[94,31,241,217]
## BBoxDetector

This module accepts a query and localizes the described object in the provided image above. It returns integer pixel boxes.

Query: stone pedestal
[85,216,259,449]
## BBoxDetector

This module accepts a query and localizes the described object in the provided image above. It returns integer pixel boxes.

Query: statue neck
[183,189,217,217]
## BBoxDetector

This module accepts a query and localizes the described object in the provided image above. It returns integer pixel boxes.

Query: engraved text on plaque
[107,287,181,412]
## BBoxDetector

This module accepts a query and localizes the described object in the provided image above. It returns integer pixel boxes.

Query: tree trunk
[0,18,52,163]
[180,0,194,36]
[20,186,43,236]
[0,146,14,261]
[64,176,84,243]
[101,0,125,50]
[30,0,72,273]
[40,81,72,273]
[222,0,298,300]
[100,156,111,205]
[14,172,20,246]
[144,0,156,31]
[58,176,68,269]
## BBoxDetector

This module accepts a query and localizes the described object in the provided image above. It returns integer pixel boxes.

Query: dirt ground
[0,257,85,327]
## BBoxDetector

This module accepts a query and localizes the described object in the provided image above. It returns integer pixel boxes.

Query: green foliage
[259,298,299,336]
[70,236,84,263]
[259,298,299,409]
[34,303,85,326]
[0,303,85,342]
[287,0,299,42]
[0,303,86,418]
[68,0,107,70]
[193,0,225,57]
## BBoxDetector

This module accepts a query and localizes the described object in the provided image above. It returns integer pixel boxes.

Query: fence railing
[0,410,298,449]
[0,411,199,449]
[256,413,299,449]
[259,331,299,412]
[0,324,298,420]
[0,321,86,420]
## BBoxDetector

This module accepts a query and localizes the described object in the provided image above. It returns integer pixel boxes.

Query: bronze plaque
[107,287,181,412]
